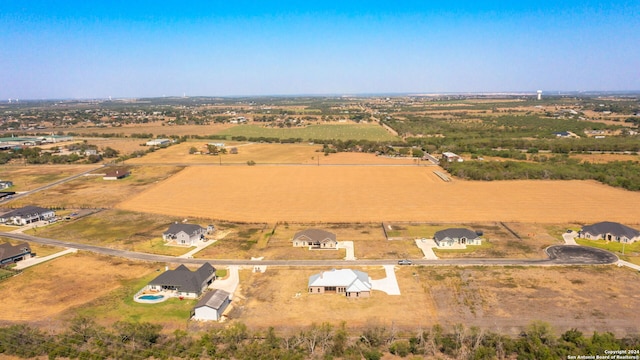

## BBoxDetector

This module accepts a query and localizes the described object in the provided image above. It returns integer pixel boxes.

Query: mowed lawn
[117,166,640,224]
[216,123,398,141]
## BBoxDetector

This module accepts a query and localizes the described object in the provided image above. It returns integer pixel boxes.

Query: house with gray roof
[579,222,640,243]
[0,206,56,226]
[308,269,372,298]
[163,223,213,246]
[0,242,32,267]
[192,289,231,321]
[293,229,337,249]
[433,228,482,247]
[146,263,216,298]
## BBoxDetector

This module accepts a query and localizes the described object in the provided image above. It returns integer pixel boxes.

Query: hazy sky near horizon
[1,1,639,99]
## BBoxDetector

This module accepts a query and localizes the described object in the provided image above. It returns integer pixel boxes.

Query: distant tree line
[0,318,638,360]
[442,158,640,191]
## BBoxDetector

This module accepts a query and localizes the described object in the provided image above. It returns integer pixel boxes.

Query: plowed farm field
[117,166,640,224]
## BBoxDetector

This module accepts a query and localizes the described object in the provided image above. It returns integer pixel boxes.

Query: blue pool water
[138,294,164,300]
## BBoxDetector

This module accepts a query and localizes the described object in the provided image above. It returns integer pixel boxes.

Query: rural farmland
[117,165,640,224]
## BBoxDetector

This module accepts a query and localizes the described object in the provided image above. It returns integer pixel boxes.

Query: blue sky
[1,1,639,99]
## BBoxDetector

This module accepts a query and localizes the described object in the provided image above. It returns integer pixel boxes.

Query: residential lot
[6,166,184,209]
[0,165,97,192]
[26,209,196,256]
[232,265,640,335]
[0,252,158,325]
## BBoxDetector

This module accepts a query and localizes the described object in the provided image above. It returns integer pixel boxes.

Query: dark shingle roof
[581,222,640,239]
[149,263,215,294]
[1,206,53,219]
[164,223,205,237]
[293,229,336,243]
[0,242,31,261]
[434,228,479,241]
[195,289,230,310]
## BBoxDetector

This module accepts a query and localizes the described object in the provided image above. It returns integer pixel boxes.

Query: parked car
[397,259,412,265]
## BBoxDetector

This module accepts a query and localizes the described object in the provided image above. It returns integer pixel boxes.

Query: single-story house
[0,242,32,266]
[0,206,56,225]
[308,269,371,298]
[292,229,338,249]
[578,222,640,243]
[433,228,482,247]
[146,263,216,298]
[146,138,171,146]
[192,289,231,321]
[442,152,463,162]
[103,168,130,180]
[0,181,13,189]
[163,223,213,246]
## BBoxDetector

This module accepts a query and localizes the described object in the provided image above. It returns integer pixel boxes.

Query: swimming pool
[134,294,167,303]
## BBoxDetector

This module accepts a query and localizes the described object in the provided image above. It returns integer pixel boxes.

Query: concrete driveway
[563,231,578,245]
[370,265,401,295]
[337,241,356,260]
[210,265,239,299]
[415,238,439,259]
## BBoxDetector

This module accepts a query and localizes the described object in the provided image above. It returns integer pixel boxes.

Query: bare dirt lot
[117,166,640,224]
[0,252,157,324]
[233,265,640,335]
[0,165,97,192]
[7,166,183,208]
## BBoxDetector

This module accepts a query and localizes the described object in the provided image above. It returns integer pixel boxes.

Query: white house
[442,152,463,162]
[192,289,231,321]
[163,223,212,246]
[579,222,640,243]
[433,228,482,247]
[292,229,338,249]
[0,206,56,225]
[308,269,372,298]
[146,138,171,146]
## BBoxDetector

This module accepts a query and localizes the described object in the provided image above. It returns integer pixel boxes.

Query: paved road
[0,165,104,205]
[0,232,619,267]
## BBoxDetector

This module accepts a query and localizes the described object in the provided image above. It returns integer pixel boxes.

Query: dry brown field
[232,265,640,335]
[570,153,640,163]
[80,137,150,155]
[0,252,156,324]
[55,122,234,137]
[0,164,97,192]
[6,166,184,209]
[117,166,640,224]
[125,141,422,165]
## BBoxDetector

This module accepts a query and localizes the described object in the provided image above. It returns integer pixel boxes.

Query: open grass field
[27,209,197,256]
[232,265,640,335]
[0,252,158,325]
[117,166,640,224]
[6,166,184,209]
[0,164,97,192]
[215,123,399,141]
[125,141,422,165]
